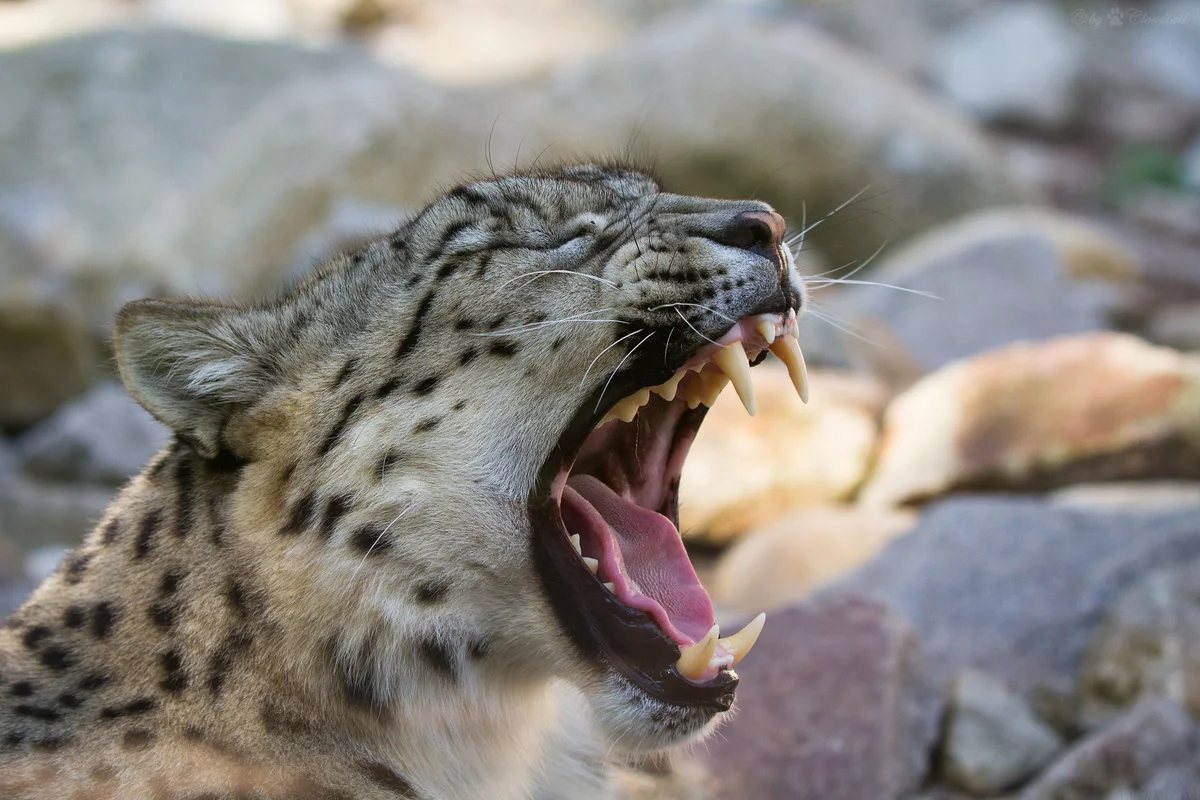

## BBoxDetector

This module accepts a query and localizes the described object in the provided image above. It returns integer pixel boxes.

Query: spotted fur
[0,162,803,799]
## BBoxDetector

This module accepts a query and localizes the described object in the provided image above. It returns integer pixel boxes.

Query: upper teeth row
[599,328,809,425]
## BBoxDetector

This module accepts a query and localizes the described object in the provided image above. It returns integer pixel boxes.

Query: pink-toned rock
[860,333,1200,507]
[711,506,916,612]
[679,367,883,543]
[700,595,940,800]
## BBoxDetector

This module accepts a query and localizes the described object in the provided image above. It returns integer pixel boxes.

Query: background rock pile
[2,0,1199,797]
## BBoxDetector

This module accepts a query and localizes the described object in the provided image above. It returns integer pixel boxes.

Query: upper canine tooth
[718,613,766,667]
[676,624,719,681]
[713,344,755,416]
[583,556,599,574]
[756,320,776,346]
[769,336,809,404]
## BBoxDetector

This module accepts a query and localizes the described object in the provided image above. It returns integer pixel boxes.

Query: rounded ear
[114,299,277,459]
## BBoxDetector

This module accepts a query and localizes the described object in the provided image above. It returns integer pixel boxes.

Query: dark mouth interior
[528,313,796,710]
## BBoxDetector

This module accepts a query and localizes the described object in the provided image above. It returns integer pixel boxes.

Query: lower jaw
[528,501,738,712]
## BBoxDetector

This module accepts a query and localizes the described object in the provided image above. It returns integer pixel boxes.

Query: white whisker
[498,269,618,291]
[674,308,720,347]
[648,302,735,322]
[581,328,644,387]
[595,331,654,412]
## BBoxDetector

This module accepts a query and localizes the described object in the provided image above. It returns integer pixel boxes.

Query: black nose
[711,210,787,255]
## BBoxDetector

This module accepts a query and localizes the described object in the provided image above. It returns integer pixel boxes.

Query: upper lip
[529,309,808,710]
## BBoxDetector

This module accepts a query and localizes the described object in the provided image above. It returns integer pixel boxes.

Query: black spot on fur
[281,491,317,535]
[414,580,449,604]
[62,606,85,630]
[413,417,441,433]
[32,735,69,752]
[79,673,109,692]
[39,647,73,671]
[426,221,471,264]
[489,341,519,358]
[62,550,92,584]
[2,732,24,748]
[333,633,386,711]
[474,251,492,278]
[395,289,436,360]
[160,650,187,693]
[100,519,120,546]
[122,728,154,750]
[378,449,404,479]
[333,358,359,388]
[349,526,389,555]
[260,702,315,737]
[413,376,440,396]
[376,376,402,398]
[452,400,467,411]
[148,601,176,630]
[91,602,116,639]
[22,625,51,650]
[487,314,508,331]
[226,579,249,618]
[160,570,185,595]
[207,495,228,548]
[207,627,254,698]
[175,456,194,537]
[99,697,155,720]
[320,393,364,457]
[134,509,162,559]
[57,693,81,709]
[15,704,61,722]
[454,317,474,331]
[10,681,34,697]
[361,761,420,797]
[468,638,490,661]
[459,348,477,366]
[320,495,351,540]
[419,638,457,680]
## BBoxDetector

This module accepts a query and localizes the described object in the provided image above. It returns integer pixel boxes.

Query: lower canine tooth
[713,344,756,416]
[569,534,581,555]
[769,336,810,404]
[603,582,615,593]
[718,613,766,667]
[583,556,599,574]
[676,624,719,681]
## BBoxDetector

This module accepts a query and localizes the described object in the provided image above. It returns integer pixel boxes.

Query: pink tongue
[566,475,714,644]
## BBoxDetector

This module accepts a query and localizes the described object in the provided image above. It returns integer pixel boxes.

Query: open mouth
[530,309,810,710]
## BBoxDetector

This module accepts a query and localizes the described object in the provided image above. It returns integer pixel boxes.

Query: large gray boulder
[15,382,169,485]
[826,498,1200,699]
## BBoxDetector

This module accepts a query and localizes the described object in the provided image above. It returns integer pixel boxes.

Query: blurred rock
[0,300,96,429]
[15,382,169,485]
[1186,134,1200,191]
[1080,559,1200,722]
[1017,697,1198,800]
[0,473,113,551]
[701,596,940,800]
[860,334,1200,508]
[841,207,1137,383]
[827,497,1200,697]
[0,29,472,333]
[23,545,67,586]
[934,3,1083,132]
[938,669,1064,795]
[516,9,1031,268]
[1121,188,1200,242]
[680,368,881,543]
[711,506,916,612]
[1133,0,1200,104]
[1147,303,1200,352]
[1050,481,1200,512]
[0,531,32,620]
